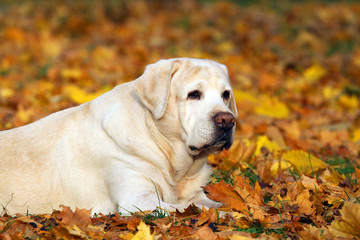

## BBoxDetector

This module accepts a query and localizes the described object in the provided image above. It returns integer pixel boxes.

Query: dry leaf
[330,201,360,238]
[55,206,91,231]
[281,150,327,175]
[132,221,154,240]
[255,96,290,119]
[204,180,248,212]
[193,225,217,240]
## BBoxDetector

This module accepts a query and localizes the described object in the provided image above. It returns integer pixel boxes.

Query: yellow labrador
[0,58,237,215]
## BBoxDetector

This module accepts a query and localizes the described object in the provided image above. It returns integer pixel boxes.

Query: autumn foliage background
[1,0,360,239]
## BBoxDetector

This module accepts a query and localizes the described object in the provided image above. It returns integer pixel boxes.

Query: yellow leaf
[0,87,14,99]
[338,95,359,109]
[16,106,34,123]
[63,84,106,104]
[131,221,154,240]
[330,202,360,238]
[255,96,290,119]
[303,64,326,84]
[218,41,235,53]
[61,68,83,80]
[41,32,62,59]
[351,128,360,142]
[254,135,281,156]
[295,190,315,215]
[323,169,345,185]
[229,236,253,240]
[120,233,135,240]
[270,159,293,176]
[322,86,341,100]
[66,225,87,238]
[233,89,257,104]
[281,150,327,175]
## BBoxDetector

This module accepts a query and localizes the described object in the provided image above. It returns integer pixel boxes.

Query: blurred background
[0,0,359,159]
[1,2,360,237]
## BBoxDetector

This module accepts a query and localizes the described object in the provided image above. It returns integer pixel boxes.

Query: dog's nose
[214,112,235,130]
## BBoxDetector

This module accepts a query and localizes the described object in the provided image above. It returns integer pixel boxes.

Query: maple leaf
[330,201,360,238]
[254,135,282,156]
[272,150,327,175]
[132,221,154,240]
[55,205,91,232]
[233,89,257,104]
[192,225,217,240]
[322,168,345,185]
[299,225,332,240]
[204,180,248,212]
[255,96,290,119]
[294,189,315,215]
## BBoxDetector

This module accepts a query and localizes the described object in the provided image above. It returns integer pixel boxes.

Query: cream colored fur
[0,58,237,215]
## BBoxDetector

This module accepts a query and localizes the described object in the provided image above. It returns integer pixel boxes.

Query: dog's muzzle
[189,112,235,152]
[212,112,235,150]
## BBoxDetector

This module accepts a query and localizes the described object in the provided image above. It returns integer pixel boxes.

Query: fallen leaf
[303,64,326,84]
[338,95,359,109]
[229,234,254,240]
[204,180,248,212]
[330,201,360,238]
[295,189,315,215]
[254,135,282,156]
[355,168,360,180]
[55,206,91,231]
[193,225,217,240]
[255,96,290,119]
[351,128,360,142]
[132,221,154,240]
[281,150,327,175]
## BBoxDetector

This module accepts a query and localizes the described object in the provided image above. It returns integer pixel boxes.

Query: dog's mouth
[189,132,233,154]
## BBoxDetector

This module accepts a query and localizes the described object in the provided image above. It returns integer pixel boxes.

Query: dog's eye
[222,90,230,100]
[187,90,201,100]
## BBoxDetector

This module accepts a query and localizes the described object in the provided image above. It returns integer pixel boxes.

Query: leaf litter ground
[0,1,360,239]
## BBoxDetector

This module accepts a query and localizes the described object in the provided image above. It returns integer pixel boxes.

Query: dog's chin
[188,140,232,156]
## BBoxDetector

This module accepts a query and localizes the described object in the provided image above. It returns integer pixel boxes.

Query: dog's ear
[229,90,238,118]
[218,63,238,118]
[134,59,180,119]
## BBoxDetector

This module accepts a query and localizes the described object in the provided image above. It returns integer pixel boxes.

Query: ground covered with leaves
[1,0,360,239]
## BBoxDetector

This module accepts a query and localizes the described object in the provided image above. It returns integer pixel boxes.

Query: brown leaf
[204,180,248,212]
[55,205,91,231]
[295,190,315,215]
[330,201,360,238]
[193,225,217,240]
[127,216,141,232]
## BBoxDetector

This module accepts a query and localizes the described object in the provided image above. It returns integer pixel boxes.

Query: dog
[0,58,237,215]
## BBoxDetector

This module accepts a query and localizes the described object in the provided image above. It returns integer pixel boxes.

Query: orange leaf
[204,180,248,212]
[55,205,91,231]
[295,190,315,215]
[193,225,217,240]
[355,168,360,180]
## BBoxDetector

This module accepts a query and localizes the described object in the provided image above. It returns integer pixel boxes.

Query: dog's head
[135,58,237,156]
